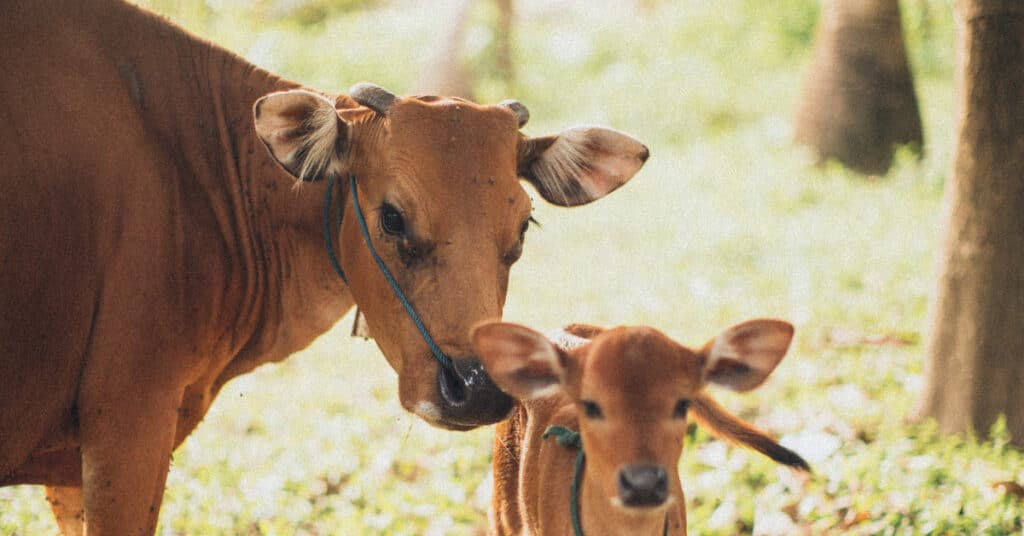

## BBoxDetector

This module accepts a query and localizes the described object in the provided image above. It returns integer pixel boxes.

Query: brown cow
[0,0,649,534]
[472,321,807,535]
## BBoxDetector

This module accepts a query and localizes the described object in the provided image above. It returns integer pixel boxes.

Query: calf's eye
[673,399,690,419]
[381,204,405,235]
[582,400,604,419]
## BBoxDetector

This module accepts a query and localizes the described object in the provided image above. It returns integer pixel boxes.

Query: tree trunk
[793,0,923,175]
[414,0,515,100]
[913,0,1024,447]
[414,0,475,98]
[494,0,515,89]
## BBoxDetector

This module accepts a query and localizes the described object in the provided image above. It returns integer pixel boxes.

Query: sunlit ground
[3,0,1022,534]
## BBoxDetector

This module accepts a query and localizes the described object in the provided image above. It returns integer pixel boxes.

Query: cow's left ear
[518,127,649,207]
[254,89,349,182]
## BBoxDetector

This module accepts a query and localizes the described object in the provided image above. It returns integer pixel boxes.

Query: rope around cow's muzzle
[323,172,455,372]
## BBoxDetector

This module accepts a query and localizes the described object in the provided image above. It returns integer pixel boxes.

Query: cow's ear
[472,321,571,401]
[700,319,794,392]
[254,90,349,182]
[518,127,649,207]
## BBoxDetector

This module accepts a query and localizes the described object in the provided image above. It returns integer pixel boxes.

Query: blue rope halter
[323,172,455,372]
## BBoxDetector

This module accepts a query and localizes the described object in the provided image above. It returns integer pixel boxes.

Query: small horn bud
[499,99,530,128]
[349,82,396,115]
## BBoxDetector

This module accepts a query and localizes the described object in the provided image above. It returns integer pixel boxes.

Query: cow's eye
[582,400,604,420]
[380,204,405,236]
[673,399,690,419]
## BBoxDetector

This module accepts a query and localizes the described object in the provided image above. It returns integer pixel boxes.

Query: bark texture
[913,0,1024,447]
[794,0,923,175]
[414,0,474,98]
[414,0,514,99]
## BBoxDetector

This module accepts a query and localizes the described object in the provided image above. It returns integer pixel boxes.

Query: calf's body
[474,321,808,535]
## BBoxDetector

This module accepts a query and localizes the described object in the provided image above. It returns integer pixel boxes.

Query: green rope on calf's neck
[543,425,582,448]
[542,425,669,536]
[543,425,585,536]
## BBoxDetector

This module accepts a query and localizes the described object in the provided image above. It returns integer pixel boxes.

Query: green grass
[3,0,1022,534]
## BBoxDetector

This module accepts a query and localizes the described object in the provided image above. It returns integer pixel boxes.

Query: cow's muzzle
[436,356,514,429]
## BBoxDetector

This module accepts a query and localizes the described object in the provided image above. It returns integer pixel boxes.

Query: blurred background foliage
[133,0,953,146]
[5,0,1022,535]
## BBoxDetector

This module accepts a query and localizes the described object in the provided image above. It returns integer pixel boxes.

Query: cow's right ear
[254,90,349,182]
[472,321,569,401]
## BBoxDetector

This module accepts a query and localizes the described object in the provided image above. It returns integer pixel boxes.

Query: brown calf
[472,320,808,535]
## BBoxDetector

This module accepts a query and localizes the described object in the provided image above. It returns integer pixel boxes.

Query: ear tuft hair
[254,90,348,183]
[519,126,649,207]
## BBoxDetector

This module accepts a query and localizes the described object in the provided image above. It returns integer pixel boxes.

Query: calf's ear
[518,127,649,207]
[472,322,569,401]
[701,319,794,392]
[254,90,349,182]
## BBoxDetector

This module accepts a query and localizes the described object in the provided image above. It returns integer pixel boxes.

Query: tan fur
[0,1,648,534]
[474,320,804,535]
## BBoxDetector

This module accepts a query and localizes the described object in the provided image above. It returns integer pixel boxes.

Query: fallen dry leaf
[991,481,1024,499]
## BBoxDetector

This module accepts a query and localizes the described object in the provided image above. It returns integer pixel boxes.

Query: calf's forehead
[582,328,706,402]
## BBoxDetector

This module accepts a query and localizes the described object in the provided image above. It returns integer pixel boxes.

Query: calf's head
[472,319,793,511]
[253,84,648,430]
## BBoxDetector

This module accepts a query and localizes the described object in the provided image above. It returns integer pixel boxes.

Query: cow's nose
[617,463,669,508]
[437,356,514,428]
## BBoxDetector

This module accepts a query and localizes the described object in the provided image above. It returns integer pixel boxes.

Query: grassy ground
[3,0,1023,534]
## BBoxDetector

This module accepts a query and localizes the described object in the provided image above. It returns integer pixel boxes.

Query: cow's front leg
[79,375,182,536]
[46,485,85,536]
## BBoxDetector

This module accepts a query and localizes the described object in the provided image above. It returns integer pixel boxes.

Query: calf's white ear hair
[472,322,568,401]
[702,319,794,392]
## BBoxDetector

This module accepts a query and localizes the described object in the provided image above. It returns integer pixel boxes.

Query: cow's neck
[157,29,353,378]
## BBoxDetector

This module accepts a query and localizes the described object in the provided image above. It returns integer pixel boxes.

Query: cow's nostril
[438,363,468,406]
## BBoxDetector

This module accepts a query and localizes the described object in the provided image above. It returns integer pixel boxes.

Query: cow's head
[253,83,648,430]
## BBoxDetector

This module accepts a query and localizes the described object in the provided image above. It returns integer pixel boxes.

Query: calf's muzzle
[618,463,669,508]
[437,356,514,429]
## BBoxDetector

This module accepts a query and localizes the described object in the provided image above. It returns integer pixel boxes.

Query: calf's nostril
[618,464,669,507]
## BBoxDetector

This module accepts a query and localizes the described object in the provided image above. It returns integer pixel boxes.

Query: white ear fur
[520,126,648,207]
[545,327,592,352]
[703,319,794,392]
[253,89,347,182]
[472,322,567,401]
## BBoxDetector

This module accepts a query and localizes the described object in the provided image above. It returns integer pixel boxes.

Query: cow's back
[0,0,188,478]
